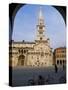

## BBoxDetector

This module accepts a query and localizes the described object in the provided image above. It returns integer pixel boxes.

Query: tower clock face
[40,37,42,40]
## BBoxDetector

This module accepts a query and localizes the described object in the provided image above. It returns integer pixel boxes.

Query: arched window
[57,60,59,65]
[60,60,62,65]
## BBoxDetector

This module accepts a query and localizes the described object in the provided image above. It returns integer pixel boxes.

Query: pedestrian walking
[38,75,45,85]
[55,64,58,73]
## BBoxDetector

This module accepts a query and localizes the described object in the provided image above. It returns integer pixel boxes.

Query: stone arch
[9,3,66,41]
[18,55,25,66]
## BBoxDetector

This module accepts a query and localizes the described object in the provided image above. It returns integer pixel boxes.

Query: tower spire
[38,6,44,25]
[39,6,43,20]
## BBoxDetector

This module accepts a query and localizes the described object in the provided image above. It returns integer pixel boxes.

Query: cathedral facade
[9,8,53,67]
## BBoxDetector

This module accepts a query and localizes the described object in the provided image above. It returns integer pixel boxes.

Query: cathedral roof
[10,41,35,44]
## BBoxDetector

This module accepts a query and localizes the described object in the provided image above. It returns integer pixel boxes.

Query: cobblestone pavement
[12,66,66,86]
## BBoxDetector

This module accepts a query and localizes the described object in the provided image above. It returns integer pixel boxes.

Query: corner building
[54,47,66,66]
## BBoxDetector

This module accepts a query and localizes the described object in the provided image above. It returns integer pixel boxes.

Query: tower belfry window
[39,26,43,29]
[39,31,43,34]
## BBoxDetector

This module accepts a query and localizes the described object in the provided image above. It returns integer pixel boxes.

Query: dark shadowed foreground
[12,66,66,86]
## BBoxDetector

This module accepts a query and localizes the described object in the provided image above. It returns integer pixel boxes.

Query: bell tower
[36,7,46,41]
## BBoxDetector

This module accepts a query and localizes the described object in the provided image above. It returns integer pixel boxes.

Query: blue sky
[12,4,66,49]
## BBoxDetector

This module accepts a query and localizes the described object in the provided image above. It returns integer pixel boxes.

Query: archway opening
[18,55,25,66]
